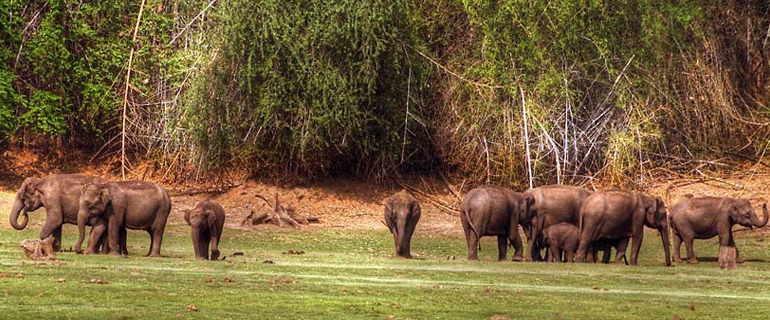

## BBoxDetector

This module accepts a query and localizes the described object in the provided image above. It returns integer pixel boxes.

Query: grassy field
[1,191,769,319]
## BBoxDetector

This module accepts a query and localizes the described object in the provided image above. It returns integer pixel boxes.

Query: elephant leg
[52,226,63,252]
[107,219,123,256]
[575,237,592,263]
[119,227,128,255]
[149,224,166,257]
[86,223,107,254]
[210,231,221,261]
[725,233,744,263]
[497,235,508,261]
[614,238,629,264]
[548,243,559,262]
[509,228,524,262]
[402,219,417,259]
[465,230,479,260]
[564,249,575,263]
[201,232,212,260]
[145,228,160,257]
[684,237,698,264]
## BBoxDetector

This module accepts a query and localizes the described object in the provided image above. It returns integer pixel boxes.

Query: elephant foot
[736,257,745,264]
[673,256,683,263]
[148,252,162,258]
[686,257,699,264]
[511,256,524,262]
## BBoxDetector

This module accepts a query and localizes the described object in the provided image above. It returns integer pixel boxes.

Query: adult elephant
[76,180,171,257]
[384,190,421,259]
[184,199,226,260]
[523,185,593,261]
[460,186,534,261]
[575,190,671,266]
[669,196,768,264]
[9,174,107,251]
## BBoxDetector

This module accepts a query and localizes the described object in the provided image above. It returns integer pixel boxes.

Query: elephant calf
[384,190,421,259]
[542,223,578,263]
[184,199,226,260]
[670,196,768,264]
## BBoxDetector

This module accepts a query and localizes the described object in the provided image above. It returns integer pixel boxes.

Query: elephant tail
[463,208,482,251]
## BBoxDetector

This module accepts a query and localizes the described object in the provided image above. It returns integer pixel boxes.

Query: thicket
[1,1,769,186]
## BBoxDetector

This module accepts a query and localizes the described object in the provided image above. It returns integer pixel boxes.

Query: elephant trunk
[75,207,88,254]
[191,225,203,259]
[660,223,671,266]
[395,214,409,257]
[751,203,769,228]
[9,197,29,230]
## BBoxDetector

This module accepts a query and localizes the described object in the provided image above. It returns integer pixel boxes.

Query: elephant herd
[385,185,769,266]
[10,174,768,265]
[9,174,224,260]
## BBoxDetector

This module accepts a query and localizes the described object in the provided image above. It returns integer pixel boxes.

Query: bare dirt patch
[3,149,770,238]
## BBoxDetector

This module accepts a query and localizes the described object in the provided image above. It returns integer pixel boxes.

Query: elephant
[384,190,421,259]
[184,199,226,260]
[669,196,768,264]
[9,174,109,251]
[76,180,172,257]
[460,186,534,261]
[541,222,579,262]
[575,190,671,266]
[523,185,593,261]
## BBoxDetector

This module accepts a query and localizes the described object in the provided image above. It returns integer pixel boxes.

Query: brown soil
[2,149,769,237]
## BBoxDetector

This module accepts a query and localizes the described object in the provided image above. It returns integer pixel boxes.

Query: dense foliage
[1,1,768,185]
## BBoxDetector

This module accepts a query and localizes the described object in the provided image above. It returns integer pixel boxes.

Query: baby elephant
[384,190,421,258]
[542,223,579,262]
[184,199,226,260]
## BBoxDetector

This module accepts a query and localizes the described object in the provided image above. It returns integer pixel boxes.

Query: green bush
[182,0,421,178]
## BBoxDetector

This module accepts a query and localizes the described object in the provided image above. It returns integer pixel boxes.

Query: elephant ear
[22,178,41,198]
[522,193,536,222]
[99,187,111,207]
[654,197,666,225]
[642,194,658,226]
[727,201,741,221]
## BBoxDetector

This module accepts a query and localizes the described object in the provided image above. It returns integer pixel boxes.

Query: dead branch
[121,0,147,180]
[249,192,318,227]
[20,237,55,260]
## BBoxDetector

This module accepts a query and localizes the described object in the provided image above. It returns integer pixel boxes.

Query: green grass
[1,192,769,319]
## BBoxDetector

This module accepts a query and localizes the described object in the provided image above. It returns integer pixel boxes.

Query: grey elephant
[384,190,421,259]
[10,174,108,251]
[669,196,768,264]
[523,185,593,261]
[541,222,579,262]
[184,199,226,260]
[575,190,671,266]
[460,186,534,261]
[76,180,172,257]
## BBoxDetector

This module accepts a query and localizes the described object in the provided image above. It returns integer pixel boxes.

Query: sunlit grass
[0,194,769,319]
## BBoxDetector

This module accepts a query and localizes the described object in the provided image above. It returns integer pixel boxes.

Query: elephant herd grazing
[9,174,225,260]
[386,185,768,267]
